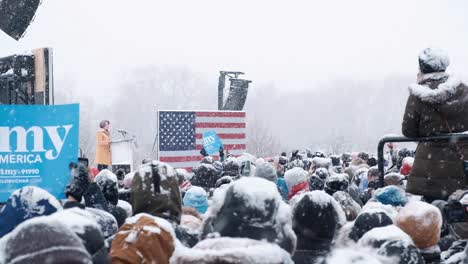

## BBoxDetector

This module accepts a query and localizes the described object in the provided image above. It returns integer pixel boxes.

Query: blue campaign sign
[202,130,223,155]
[0,104,79,201]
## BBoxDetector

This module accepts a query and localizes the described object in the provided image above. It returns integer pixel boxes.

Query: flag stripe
[159,149,245,157]
[195,117,245,123]
[196,139,246,145]
[195,133,245,139]
[195,123,245,128]
[195,128,245,134]
[195,112,245,117]
[195,144,246,150]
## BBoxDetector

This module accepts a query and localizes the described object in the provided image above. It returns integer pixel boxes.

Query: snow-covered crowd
[0,147,466,264]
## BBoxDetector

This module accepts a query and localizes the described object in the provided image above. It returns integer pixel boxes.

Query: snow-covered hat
[255,162,277,183]
[349,209,393,242]
[378,240,424,264]
[395,201,442,249]
[419,47,450,74]
[291,191,346,249]
[358,225,413,249]
[333,191,361,221]
[1,217,92,264]
[375,186,408,207]
[201,177,297,254]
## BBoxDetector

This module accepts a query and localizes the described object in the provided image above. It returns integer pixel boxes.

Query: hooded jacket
[402,72,468,199]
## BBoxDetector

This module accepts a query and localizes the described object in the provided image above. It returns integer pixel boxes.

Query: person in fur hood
[402,47,468,201]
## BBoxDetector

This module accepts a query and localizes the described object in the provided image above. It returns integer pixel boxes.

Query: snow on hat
[384,172,405,187]
[183,186,209,214]
[395,201,442,249]
[333,191,362,221]
[349,209,393,242]
[255,162,278,183]
[312,157,332,169]
[375,186,408,207]
[400,157,414,176]
[49,208,108,263]
[308,175,325,191]
[1,217,92,264]
[362,202,398,221]
[377,240,424,264]
[358,225,414,249]
[318,247,390,264]
[419,47,450,74]
[117,199,133,217]
[95,169,119,206]
[284,167,308,196]
[202,177,297,254]
[291,191,346,249]
[315,167,330,180]
[172,237,294,264]
[123,172,135,188]
[85,207,118,238]
[325,174,349,196]
[0,186,62,238]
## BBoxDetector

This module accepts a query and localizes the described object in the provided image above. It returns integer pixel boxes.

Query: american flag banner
[157,110,246,171]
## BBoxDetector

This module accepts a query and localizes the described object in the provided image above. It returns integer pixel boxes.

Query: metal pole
[218,72,225,110]
[377,133,468,188]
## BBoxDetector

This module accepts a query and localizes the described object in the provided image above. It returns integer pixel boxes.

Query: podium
[111,138,134,179]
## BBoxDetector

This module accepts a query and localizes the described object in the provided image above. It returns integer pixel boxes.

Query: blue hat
[375,186,407,207]
[183,186,208,214]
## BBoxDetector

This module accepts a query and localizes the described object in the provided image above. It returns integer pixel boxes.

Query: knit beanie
[2,217,92,264]
[255,162,278,183]
[349,209,393,241]
[419,47,450,74]
[396,201,442,249]
[183,186,209,214]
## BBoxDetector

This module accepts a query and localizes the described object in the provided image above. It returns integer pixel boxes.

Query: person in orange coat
[95,120,112,171]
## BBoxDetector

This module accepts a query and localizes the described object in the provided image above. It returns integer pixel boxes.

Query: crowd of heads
[0,146,465,264]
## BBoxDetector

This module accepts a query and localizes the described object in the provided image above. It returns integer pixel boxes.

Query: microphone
[117,129,128,134]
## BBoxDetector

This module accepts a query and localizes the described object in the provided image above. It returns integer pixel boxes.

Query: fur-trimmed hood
[408,72,462,105]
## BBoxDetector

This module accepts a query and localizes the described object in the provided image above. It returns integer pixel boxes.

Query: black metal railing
[377,133,468,187]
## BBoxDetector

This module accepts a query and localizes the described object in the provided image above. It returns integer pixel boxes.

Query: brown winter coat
[402,72,468,199]
[95,129,112,165]
[110,214,175,264]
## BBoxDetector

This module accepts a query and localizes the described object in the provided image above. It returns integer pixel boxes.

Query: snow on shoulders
[231,177,281,210]
[48,208,100,235]
[95,169,118,183]
[358,225,413,247]
[11,186,62,212]
[323,247,390,264]
[409,74,461,104]
[125,213,176,238]
[170,237,293,264]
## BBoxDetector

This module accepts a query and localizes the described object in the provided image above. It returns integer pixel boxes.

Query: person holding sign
[95,120,112,171]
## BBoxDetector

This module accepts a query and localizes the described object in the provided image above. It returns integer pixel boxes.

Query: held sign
[0,104,79,201]
[202,130,223,155]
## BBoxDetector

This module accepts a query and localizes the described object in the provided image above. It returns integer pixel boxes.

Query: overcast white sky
[1,0,467,99]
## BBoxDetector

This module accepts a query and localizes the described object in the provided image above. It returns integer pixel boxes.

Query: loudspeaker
[222,79,251,111]
[0,0,41,40]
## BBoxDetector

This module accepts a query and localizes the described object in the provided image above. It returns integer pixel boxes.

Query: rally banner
[202,130,224,155]
[0,104,79,201]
